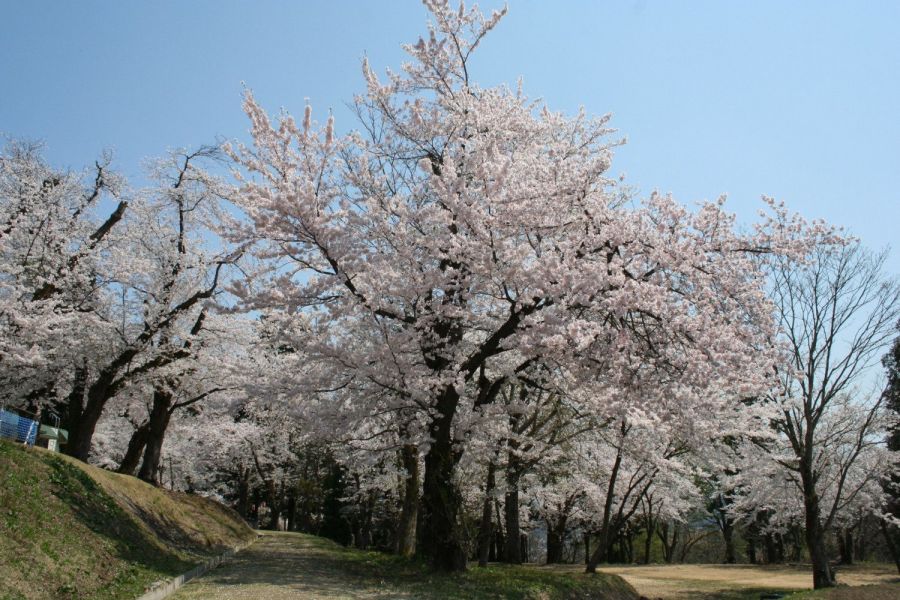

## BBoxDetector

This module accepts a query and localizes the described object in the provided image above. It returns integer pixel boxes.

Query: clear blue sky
[2,1,898,271]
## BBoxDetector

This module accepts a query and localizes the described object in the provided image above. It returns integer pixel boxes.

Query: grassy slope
[0,440,254,600]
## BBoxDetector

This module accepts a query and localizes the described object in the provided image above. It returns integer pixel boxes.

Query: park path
[169,531,898,599]
[170,531,413,600]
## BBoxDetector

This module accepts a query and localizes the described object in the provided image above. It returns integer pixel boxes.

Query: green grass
[303,534,639,600]
[0,440,253,600]
[785,582,900,599]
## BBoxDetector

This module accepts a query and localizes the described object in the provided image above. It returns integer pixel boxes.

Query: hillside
[0,440,254,600]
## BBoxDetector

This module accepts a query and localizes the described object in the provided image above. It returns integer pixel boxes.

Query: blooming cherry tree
[227,0,826,570]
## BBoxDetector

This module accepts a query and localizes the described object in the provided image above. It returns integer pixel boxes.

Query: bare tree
[770,242,900,589]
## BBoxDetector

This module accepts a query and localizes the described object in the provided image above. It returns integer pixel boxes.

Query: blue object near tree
[0,409,38,445]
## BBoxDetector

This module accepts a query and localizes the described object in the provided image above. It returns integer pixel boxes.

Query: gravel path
[170,531,413,599]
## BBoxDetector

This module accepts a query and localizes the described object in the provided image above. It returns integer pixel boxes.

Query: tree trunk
[263,478,280,530]
[493,500,504,561]
[419,386,466,571]
[503,459,522,564]
[657,521,679,564]
[66,347,141,461]
[137,388,173,484]
[838,529,854,565]
[880,521,900,574]
[117,422,149,475]
[286,494,297,532]
[586,442,623,572]
[66,375,112,460]
[477,461,497,567]
[802,469,835,589]
[396,444,419,557]
[546,514,568,565]
[722,519,736,564]
[60,363,87,450]
[643,516,654,564]
[236,466,250,519]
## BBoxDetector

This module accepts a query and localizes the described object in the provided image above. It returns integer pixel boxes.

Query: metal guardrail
[0,408,38,445]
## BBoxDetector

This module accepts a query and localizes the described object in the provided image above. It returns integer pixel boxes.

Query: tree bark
[419,385,466,571]
[880,521,900,574]
[236,465,250,519]
[117,422,149,475]
[838,529,854,565]
[643,515,654,564]
[477,461,497,567]
[657,521,679,564]
[137,388,174,484]
[546,514,568,565]
[802,469,835,589]
[586,441,623,572]
[66,371,114,460]
[722,519,736,564]
[396,444,419,557]
[503,458,522,564]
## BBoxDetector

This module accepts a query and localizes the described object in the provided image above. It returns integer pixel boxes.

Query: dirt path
[171,531,898,600]
[170,531,414,599]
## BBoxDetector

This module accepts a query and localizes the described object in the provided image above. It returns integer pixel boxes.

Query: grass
[544,562,899,600]
[173,531,640,600]
[0,439,254,600]
[785,582,900,600]
[335,541,639,600]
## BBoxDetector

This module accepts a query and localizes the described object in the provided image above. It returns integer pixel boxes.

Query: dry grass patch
[541,562,899,599]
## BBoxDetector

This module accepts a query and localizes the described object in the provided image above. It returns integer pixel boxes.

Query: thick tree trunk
[546,515,568,565]
[477,461,497,567]
[722,519,736,564]
[396,444,419,557]
[503,461,522,564]
[117,423,149,475]
[67,346,142,461]
[60,363,87,447]
[419,386,466,571]
[286,495,297,532]
[137,388,173,484]
[67,375,112,461]
[802,470,835,589]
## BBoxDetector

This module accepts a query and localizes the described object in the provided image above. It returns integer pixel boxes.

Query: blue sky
[2,0,898,271]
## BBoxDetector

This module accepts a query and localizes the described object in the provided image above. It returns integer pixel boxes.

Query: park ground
[173,531,900,600]
[2,439,896,600]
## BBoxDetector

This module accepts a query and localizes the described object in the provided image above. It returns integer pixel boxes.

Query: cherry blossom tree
[226,1,827,570]
[0,139,126,412]
[768,241,900,588]
[62,147,242,460]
